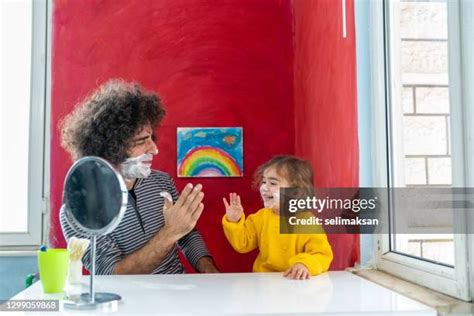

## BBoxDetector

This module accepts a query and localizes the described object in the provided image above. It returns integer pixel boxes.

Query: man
[59,79,218,274]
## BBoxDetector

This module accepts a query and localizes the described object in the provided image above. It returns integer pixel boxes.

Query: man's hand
[195,256,220,273]
[162,183,205,242]
[283,263,310,280]
[223,193,243,222]
[113,183,204,275]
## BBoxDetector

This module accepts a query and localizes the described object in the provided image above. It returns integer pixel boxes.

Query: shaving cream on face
[271,190,281,211]
[259,184,273,209]
[272,191,280,202]
[259,183,282,210]
[121,153,155,179]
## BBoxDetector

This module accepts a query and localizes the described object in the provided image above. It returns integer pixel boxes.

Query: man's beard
[120,153,154,179]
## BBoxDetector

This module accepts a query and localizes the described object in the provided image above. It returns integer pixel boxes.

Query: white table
[11,271,436,315]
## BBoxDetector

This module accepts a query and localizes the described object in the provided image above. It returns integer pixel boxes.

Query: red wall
[293,0,360,269]
[50,0,359,271]
[50,0,295,272]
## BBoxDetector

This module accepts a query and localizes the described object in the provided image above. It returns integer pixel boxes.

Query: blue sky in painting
[177,127,243,169]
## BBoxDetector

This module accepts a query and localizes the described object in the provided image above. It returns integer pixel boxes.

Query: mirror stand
[63,236,122,310]
[61,156,127,311]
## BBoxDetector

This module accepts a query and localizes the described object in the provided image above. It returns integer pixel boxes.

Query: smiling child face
[259,166,290,212]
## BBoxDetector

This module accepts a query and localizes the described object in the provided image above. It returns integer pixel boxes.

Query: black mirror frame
[62,156,128,236]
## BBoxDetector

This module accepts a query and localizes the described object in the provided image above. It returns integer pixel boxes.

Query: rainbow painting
[177,128,243,177]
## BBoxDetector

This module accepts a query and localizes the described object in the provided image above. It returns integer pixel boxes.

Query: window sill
[348,268,473,315]
[0,248,39,257]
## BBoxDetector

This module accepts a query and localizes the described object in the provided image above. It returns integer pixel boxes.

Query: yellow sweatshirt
[222,208,333,276]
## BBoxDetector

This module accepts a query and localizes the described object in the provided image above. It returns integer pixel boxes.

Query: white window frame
[370,0,473,301]
[0,0,50,249]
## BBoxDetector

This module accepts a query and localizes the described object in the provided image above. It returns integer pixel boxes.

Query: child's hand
[223,193,243,222]
[283,263,310,280]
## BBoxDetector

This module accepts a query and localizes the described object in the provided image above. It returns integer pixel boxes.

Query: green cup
[37,249,69,293]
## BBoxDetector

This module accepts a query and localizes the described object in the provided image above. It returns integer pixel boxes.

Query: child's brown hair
[253,155,314,189]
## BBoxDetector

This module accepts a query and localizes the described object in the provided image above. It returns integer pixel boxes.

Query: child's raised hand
[223,193,243,222]
[283,263,310,280]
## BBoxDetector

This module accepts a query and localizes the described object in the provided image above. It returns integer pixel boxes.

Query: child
[222,155,333,280]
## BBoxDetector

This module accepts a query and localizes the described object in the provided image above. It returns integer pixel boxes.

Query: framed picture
[177,127,243,177]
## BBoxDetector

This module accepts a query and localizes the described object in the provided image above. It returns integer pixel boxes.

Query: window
[390,0,454,266]
[370,0,473,300]
[0,0,49,248]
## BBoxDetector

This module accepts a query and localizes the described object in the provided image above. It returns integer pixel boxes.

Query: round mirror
[63,156,128,236]
[62,156,127,309]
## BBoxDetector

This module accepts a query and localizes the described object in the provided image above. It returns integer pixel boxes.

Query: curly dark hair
[60,79,165,165]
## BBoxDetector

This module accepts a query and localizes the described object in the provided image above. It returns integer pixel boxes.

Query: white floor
[11,271,436,315]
